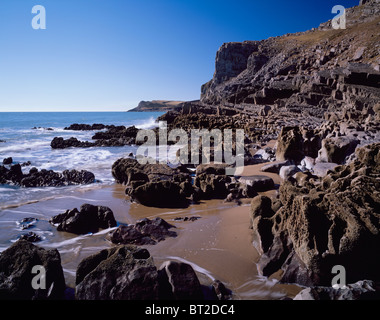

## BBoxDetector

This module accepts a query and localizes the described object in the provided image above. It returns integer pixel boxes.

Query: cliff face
[201,0,380,118]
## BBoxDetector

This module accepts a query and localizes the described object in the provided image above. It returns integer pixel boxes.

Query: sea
[0,112,163,208]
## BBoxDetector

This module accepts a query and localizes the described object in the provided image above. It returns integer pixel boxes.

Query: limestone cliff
[201,0,380,119]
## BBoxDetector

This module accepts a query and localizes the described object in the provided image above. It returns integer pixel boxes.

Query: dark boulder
[50,204,116,235]
[76,245,206,300]
[3,157,12,165]
[157,261,204,300]
[0,240,66,300]
[195,173,231,199]
[64,123,109,131]
[4,164,23,184]
[62,169,95,185]
[130,180,188,208]
[50,137,93,149]
[19,168,95,187]
[75,245,159,300]
[108,217,176,245]
[112,158,188,184]
[108,225,156,245]
[1,164,95,187]
[19,232,43,243]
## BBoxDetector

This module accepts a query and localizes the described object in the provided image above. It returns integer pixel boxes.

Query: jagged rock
[75,245,159,300]
[0,163,95,188]
[50,137,92,149]
[112,158,194,207]
[195,173,231,199]
[19,168,95,187]
[64,123,110,131]
[0,240,66,300]
[108,217,177,245]
[130,180,188,208]
[61,170,96,185]
[112,158,188,184]
[50,204,116,235]
[51,125,140,149]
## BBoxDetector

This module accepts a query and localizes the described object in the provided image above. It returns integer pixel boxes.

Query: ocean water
[0,112,163,208]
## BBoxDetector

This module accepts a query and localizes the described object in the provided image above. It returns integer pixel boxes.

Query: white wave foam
[0,140,50,153]
[135,117,158,130]
[43,227,117,248]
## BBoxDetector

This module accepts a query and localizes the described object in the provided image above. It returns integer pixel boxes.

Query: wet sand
[0,161,302,300]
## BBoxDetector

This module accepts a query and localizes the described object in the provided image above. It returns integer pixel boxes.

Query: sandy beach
[0,160,302,299]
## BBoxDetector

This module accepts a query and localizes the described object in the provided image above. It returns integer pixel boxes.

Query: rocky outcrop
[131,180,189,208]
[108,217,177,245]
[197,1,380,160]
[2,157,12,165]
[50,204,117,235]
[113,156,278,207]
[0,164,95,187]
[51,126,141,149]
[75,245,159,300]
[112,157,192,208]
[75,245,205,300]
[251,143,380,287]
[64,123,112,131]
[0,240,66,300]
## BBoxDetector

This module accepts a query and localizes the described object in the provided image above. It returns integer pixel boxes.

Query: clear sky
[0,0,359,111]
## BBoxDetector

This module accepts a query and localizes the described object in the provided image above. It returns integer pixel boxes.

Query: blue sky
[0,0,359,111]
